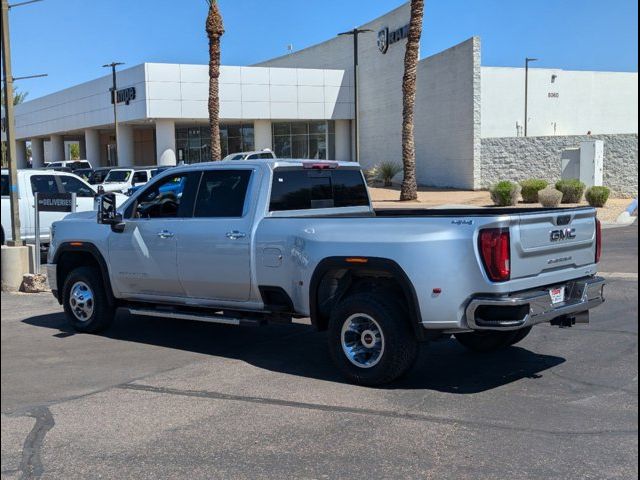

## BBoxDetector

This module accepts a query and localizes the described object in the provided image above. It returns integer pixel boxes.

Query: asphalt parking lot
[1,224,637,479]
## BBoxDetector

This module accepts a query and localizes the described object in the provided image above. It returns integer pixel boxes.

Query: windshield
[104,170,132,183]
[223,153,246,161]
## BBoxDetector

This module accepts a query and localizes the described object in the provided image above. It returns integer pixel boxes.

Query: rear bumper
[465,276,606,331]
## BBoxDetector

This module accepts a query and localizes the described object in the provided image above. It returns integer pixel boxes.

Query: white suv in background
[98,167,157,194]
[222,149,276,161]
[45,160,92,171]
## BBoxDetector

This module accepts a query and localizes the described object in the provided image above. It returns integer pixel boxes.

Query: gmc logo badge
[550,228,577,242]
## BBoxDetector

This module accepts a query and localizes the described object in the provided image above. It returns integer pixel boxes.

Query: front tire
[328,292,418,386]
[62,266,114,333]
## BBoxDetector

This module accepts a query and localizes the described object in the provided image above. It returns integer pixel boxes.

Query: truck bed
[373,206,594,217]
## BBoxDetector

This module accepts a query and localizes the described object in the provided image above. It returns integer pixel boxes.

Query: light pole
[1,0,45,246]
[524,57,538,137]
[102,62,124,166]
[338,28,372,163]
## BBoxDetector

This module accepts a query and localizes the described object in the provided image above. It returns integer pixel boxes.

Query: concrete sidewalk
[369,185,634,224]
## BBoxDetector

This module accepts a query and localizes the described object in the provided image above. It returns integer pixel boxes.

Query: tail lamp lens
[479,228,511,282]
[595,218,602,263]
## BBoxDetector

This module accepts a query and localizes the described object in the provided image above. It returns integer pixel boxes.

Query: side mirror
[97,193,124,231]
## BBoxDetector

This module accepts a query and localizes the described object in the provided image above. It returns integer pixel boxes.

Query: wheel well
[55,246,115,306]
[310,258,425,340]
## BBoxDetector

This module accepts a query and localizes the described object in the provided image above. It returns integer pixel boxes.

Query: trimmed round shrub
[585,186,611,207]
[490,181,521,207]
[538,187,563,208]
[555,179,586,203]
[520,179,549,203]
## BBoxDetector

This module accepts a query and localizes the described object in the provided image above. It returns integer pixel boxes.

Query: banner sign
[36,193,75,212]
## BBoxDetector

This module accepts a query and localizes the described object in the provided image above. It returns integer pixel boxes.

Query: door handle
[157,230,174,239]
[226,231,247,240]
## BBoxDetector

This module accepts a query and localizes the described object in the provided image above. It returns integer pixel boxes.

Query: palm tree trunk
[206,0,224,161]
[400,0,424,201]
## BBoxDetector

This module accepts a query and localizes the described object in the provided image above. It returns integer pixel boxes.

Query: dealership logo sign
[111,87,137,105]
[377,24,410,54]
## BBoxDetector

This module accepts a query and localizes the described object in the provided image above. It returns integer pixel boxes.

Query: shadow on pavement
[23,311,565,394]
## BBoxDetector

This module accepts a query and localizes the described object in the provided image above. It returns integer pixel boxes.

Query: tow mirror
[97,193,123,231]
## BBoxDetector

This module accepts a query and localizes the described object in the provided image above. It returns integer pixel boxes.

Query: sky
[5,0,638,100]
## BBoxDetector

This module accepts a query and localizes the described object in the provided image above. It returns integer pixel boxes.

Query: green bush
[366,161,403,187]
[490,181,521,207]
[555,179,586,203]
[585,186,611,207]
[519,179,549,203]
[538,187,563,208]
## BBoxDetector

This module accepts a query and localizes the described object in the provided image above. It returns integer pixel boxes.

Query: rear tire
[62,266,114,333]
[328,292,419,386]
[454,330,516,353]
[505,326,532,347]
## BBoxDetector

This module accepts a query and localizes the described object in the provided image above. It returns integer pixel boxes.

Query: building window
[175,124,254,163]
[272,121,335,160]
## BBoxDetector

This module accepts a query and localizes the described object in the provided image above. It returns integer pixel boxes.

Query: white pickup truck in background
[1,169,126,246]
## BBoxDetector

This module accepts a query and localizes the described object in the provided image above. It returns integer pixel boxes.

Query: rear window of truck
[269,168,369,211]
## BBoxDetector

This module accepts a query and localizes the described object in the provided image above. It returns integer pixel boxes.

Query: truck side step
[121,307,266,327]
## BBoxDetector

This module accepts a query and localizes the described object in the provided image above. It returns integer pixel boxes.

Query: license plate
[550,287,566,304]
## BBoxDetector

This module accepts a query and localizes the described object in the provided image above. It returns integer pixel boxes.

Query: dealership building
[8,2,638,194]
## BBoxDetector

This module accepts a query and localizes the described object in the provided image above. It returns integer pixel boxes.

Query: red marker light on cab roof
[303,161,339,170]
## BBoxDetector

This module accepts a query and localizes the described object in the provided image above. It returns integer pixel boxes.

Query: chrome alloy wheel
[69,281,94,322]
[341,313,385,369]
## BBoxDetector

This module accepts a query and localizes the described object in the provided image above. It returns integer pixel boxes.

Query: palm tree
[205,0,224,161]
[399,0,424,201]
[0,86,28,106]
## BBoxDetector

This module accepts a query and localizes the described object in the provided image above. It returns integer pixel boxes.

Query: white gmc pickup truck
[46,160,606,385]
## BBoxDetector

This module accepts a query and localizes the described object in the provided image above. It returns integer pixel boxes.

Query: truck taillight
[595,218,602,263]
[479,228,511,282]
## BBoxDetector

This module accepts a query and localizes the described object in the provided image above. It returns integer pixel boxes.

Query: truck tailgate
[511,208,597,280]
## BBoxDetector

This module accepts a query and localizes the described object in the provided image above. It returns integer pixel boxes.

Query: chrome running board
[122,308,265,327]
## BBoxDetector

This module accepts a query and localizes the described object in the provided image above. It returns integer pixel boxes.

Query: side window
[259,152,274,159]
[30,175,60,195]
[269,169,369,212]
[194,170,252,218]
[1,175,9,196]
[58,176,95,198]
[92,170,108,184]
[129,172,200,219]
[132,171,148,184]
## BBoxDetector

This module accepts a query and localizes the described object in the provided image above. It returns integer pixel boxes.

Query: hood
[100,182,128,193]
[62,210,97,221]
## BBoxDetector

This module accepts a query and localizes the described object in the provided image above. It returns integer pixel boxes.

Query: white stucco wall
[414,37,481,189]
[256,2,411,171]
[481,67,638,138]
